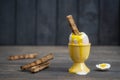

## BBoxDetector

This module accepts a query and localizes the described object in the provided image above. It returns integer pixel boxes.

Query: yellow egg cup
[68,33,91,75]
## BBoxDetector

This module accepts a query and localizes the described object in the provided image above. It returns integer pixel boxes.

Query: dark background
[0,0,119,45]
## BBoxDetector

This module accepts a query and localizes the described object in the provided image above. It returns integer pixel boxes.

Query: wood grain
[0,46,120,80]
[16,0,36,45]
[0,0,119,45]
[100,0,119,45]
[0,0,15,45]
[37,0,56,45]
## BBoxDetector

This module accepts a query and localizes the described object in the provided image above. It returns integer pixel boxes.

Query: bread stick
[8,53,38,60]
[66,15,80,35]
[29,62,49,73]
[21,53,53,70]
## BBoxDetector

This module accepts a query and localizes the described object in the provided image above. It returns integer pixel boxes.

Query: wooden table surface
[0,46,120,80]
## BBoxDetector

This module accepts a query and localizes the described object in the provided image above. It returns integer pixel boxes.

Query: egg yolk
[100,63,107,68]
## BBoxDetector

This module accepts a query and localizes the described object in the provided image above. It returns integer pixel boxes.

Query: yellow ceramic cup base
[69,62,90,75]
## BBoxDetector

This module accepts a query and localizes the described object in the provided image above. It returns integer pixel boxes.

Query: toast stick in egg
[66,15,80,35]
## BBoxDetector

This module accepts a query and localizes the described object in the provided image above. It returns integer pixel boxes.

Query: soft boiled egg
[96,63,111,70]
